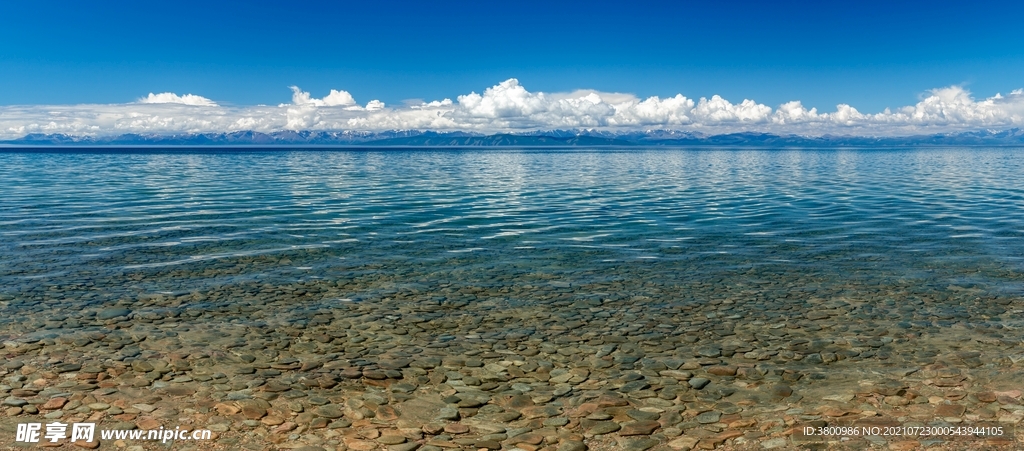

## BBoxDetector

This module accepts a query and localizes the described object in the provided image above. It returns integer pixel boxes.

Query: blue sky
[1,1,1023,137]
[3,0,1022,110]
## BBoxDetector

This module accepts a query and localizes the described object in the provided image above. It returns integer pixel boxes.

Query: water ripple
[1,148,1023,312]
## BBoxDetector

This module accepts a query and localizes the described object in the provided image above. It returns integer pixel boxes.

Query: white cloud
[4,80,1024,140]
[288,86,361,107]
[692,95,772,124]
[138,92,217,106]
[412,98,454,109]
[550,89,638,105]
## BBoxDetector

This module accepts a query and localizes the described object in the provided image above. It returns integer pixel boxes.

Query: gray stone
[619,420,661,436]
[544,417,570,426]
[3,397,28,407]
[97,308,132,320]
[438,406,460,420]
[558,440,587,451]
[696,411,721,424]
[314,405,345,419]
[617,437,660,451]
[619,380,651,392]
[587,421,621,435]
[688,378,710,389]
[626,409,661,421]
[55,363,82,373]
[475,440,501,450]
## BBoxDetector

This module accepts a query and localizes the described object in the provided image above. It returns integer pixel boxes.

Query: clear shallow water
[1,148,1023,330]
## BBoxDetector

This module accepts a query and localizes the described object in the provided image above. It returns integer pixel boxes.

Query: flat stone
[707,366,737,376]
[261,416,285,426]
[936,404,966,417]
[97,308,132,320]
[668,436,699,450]
[2,397,28,407]
[240,405,267,420]
[410,358,441,369]
[558,440,587,451]
[697,348,722,358]
[40,397,67,412]
[214,402,240,415]
[586,421,621,435]
[696,411,722,424]
[438,407,460,420]
[380,359,413,370]
[596,395,629,407]
[619,420,661,436]
[378,434,407,445]
[617,437,660,451]
[55,363,82,373]
[339,368,362,379]
[131,361,154,372]
[137,419,161,430]
[457,398,486,408]
[509,433,544,445]
[619,380,651,392]
[994,390,1022,399]
[688,378,710,389]
[346,439,378,451]
[503,394,535,409]
[520,405,561,419]
[444,423,470,434]
[660,370,693,381]
[422,424,445,435]
[263,381,291,392]
[132,404,157,413]
[544,417,570,426]
[476,440,501,450]
[626,409,661,421]
[315,405,345,419]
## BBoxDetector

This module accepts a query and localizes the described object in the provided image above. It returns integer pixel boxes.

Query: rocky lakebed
[2,270,1023,451]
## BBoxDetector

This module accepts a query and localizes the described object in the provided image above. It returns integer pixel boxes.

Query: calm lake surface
[1,148,1023,330]
[4,146,1023,449]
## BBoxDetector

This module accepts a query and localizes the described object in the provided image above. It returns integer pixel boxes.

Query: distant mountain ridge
[3,128,1024,147]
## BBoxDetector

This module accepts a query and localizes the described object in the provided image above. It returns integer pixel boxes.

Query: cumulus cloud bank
[3,80,1024,139]
[138,92,218,106]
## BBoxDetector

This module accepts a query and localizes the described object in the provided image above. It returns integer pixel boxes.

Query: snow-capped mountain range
[3,128,1023,147]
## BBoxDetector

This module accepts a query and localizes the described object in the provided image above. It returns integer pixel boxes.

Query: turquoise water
[2,148,1023,331]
